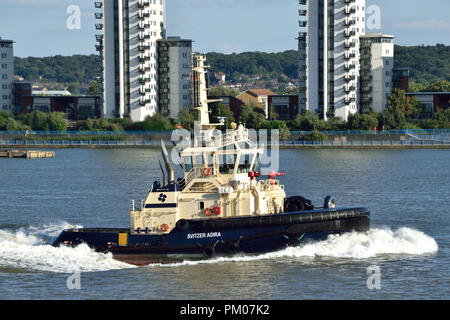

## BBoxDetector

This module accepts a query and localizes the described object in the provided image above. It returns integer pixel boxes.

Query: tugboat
[53,54,370,265]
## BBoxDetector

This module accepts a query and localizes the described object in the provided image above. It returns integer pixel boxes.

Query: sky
[0,0,449,58]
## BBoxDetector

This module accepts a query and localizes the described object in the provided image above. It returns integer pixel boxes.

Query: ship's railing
[183,166,217,186]
[256,179,284,192]
[206,129,249,148]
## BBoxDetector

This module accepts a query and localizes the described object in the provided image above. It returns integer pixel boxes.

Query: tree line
[13,44,450,92]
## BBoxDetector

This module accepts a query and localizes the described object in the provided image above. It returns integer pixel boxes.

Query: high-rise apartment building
[157,37,192,120]
[359,33,394,114]
[298,0,366,121]
[0,37,14,114]
[94,0,166,122]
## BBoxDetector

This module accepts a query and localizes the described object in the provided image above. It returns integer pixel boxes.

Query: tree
[238,104,266,129]
[87,81,101,95]
[347,113,379,130]
[134,113,174,131]
[68,82,80,95]
[210,102,235,129]
[208,86,240,97]
[388,89,419,116]
[178,107,197,130]
[382,105,406,130]
[423,80,450,92]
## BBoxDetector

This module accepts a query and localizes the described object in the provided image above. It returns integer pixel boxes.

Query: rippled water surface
[0,148,448,299]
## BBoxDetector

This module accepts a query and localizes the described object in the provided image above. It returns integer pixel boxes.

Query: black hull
[53,207,370,265]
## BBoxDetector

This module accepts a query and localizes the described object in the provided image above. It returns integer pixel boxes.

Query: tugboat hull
[53,207,369,266]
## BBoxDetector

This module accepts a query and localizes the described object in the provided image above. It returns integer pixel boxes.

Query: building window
[2,74,6,79]
[1,64,6,69]
[1,53,6,58]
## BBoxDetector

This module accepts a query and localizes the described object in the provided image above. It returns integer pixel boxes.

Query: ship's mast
[191,54,222,129]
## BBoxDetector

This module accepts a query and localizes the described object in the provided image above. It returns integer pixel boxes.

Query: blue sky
[1,0,449,58]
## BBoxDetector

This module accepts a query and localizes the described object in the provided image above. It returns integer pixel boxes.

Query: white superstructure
[95,0,166,122]
[359,33,394,114]
[0,37,14,113]
[298,0,366,121]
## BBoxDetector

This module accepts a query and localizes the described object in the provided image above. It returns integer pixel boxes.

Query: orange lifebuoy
[203,207,213,216]
[161,223,170,232]
[203,167,212,177]
[213,206,221,216]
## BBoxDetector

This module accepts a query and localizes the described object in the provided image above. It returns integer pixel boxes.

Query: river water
[0,148,448,299]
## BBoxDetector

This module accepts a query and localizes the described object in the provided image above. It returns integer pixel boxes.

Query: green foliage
[133,113,175,131]
[87,81,101,95]
[382,106,406,130]
[17,111,67,131]
[394,44,450,86]
[210,102,235,129]
[208,86,240,97]
[289,110,322,131]
[206,50,299,81]
[178,107,198,130]
[302,130,328,141]
[422,80,450,92]
[347,113,379,130]
[388,89,419,116]
[14,54,100,85]
[238,104,266,129]
[79,118,124,132]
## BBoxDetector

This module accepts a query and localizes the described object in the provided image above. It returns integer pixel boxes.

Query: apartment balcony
[344,41,356,49]
[138,0,150,8]
[95,34,103,42]
[299,9,307,16]
[345,85,356,94]
[299,0,307,5]
[344,19,356,27]
[345,53,356,60]
[138,23,150,30]
[95,13,103,19]
[95,24,103,30]
[344,0,356,4]
[345,97,356,104]
[345,7,356,15]
[95,45,103,52]
[345,64,356,71]
[139,77,151,84]
[139,33,151,40]
[361,75,373,81]
[344,30,356,38]
[139,56,151,63]
[138,11,150,19]
[139,45,151,52]
[345,75,356,82]
[299,20,307,28]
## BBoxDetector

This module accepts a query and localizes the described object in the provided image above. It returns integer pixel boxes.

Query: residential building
[359,33,394,114]
[94,0,166,122]
[405,92,450,119]
[237,89,276,118]
[267,95,299,120]
[0,37,14,113]
[157,37,192,120]
[20,95,101,120]
[392,67,409,92]
[208,95,245,121]
[12,81,32,114]
[298,0,366,121]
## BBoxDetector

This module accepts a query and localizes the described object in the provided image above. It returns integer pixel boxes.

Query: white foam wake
[0,223,134,273]
[152,227,439,267]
